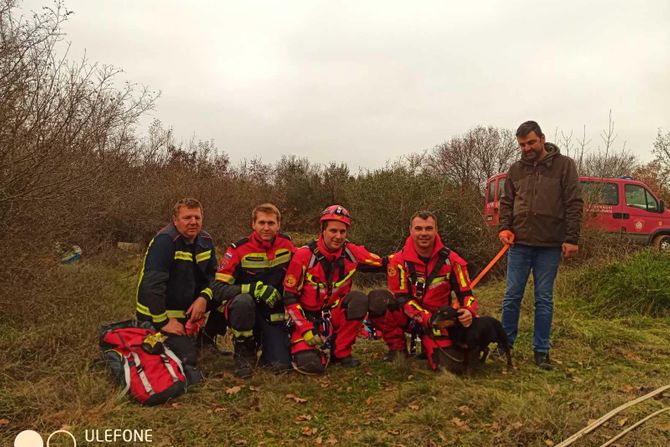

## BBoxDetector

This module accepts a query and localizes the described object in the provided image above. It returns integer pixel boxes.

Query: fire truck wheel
[653,234,670,251]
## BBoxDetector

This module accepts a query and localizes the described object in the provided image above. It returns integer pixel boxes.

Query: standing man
[207,203,296,378]
[136,198,217,377]
[499,120,583,370]
[371,211,478,373]
[283,205,385,374]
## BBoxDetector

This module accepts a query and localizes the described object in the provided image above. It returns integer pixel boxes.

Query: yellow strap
[270,313,287,322]
[455,264,468,288]
[166,310,186,318]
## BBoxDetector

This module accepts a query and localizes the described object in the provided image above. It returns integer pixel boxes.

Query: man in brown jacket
[499,120,583,370]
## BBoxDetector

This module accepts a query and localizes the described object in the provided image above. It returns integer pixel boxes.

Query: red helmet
[319,205,351,226]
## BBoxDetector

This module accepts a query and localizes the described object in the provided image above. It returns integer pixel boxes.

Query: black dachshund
[430,306,513,373]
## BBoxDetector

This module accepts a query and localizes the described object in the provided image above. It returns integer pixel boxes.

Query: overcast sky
[21,0,670,169]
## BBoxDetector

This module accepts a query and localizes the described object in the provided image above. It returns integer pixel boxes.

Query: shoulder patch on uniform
[387,264,397,277]
[231,237,249,248]
[284,273,297,288]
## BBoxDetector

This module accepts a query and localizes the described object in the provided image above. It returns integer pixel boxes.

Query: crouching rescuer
[135,198,217,383]
[206,203,296,378]
[283,205,387,374]
[370,210,478,373]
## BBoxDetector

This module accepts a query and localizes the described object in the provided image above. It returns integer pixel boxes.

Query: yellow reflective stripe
[200,288,213,300]
[231,328,254,338]
[135,238,155,310]
[306,273,326,287]
[429,275,448,286]
[136,302,151,314]
[409,301,428,314]
[216,273,235,284]
[240,250,292,269]
[465,296,475,307]
[166,310,186,318]
[333,269,356,287]
[196,250,212,263]
[174,251,193,261]
[455,264,468,288]
[270,313,287,322]
[398,265,406,291]
[432,328,442,336]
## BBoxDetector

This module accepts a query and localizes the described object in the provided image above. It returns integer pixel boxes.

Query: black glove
[254,284,281,308]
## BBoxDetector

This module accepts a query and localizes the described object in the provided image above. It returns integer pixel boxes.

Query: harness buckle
[414,279,426,299]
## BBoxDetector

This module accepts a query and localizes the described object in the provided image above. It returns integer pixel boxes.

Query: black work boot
[534,351,554,370]
[331,355,360,368]
[233,337,257,378]
[383,349,408,362]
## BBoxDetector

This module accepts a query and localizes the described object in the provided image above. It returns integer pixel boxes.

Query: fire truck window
[625,184,651,210]
[487,181,495,203]
[580,181,618,205]
[645,189,659,212]
[497,178,506,199]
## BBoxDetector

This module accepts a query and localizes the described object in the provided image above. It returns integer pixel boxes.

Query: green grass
[1,250,670,446]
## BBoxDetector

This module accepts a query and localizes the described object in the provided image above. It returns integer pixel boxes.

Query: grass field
[1,250,669,446]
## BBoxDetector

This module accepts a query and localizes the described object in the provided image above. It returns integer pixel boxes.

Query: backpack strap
[130,351,155,397]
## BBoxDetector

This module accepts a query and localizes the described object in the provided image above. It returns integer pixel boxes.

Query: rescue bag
[99,320,187,406]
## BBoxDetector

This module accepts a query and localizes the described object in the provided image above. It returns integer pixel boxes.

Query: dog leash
[470,244,510,288]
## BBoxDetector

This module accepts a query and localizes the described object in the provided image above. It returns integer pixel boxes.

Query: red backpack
[100,320,187,406]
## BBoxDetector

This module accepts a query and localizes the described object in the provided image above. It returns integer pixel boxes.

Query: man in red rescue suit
[283,205,385,374]
[370,210,478,373]
[207,203,296,378]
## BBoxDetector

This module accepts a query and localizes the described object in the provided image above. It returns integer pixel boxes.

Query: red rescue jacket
[283,237,383,334]
[387,234,478,328]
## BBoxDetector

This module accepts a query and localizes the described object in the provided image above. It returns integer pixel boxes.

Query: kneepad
[227,293,256,330]
[292,350,325,375]
[368,289,392,317]
[343,291,368,320]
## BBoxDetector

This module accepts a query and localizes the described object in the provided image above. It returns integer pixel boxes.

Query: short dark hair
[172,198,202,218]
[409,210,438,227]
[516,121,544,138]
[252,203,281,223]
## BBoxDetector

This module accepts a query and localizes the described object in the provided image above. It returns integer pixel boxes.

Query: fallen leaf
[624,351,640,361]
[248,386,259,392]
[315,436,323,445]
[0,419,9,425]
[226,386,242,395]
[295,414,313,422]
[658,420,670,432]
[408,404,419,410]
[301,427,318,436]
[544,440,555,446]
[617,417,628,427]
[170,402,182,408]
[326,434,338,444]
[286,394,308,403]
[452,417,466,428]
[407,375,414,380]
[365,397,373,405]
[458,405,471,414]
[512,422,523,430]
[621,384,635,393]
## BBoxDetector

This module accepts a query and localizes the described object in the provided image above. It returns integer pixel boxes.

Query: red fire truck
[484,173,670,250]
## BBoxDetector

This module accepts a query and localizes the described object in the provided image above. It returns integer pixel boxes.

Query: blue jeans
[501,244,561,353]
